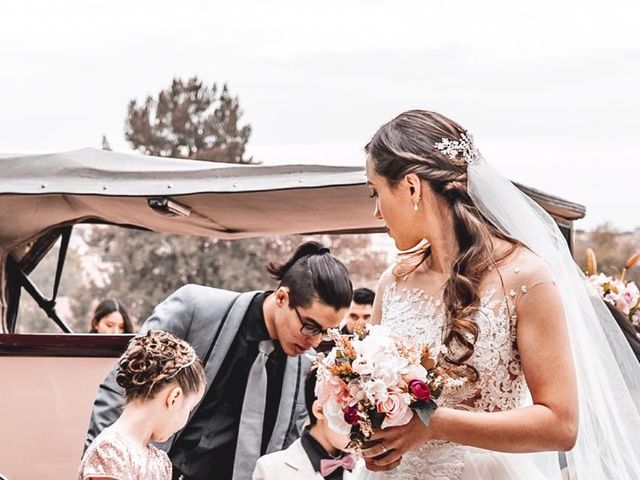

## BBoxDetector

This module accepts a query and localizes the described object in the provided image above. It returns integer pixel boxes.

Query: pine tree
[125,77,254,163]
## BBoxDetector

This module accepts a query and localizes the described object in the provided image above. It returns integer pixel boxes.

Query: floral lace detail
[388,441,466,480]
[381,281,529,479]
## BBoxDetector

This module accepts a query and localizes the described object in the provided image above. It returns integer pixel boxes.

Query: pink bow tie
[320,454,356,477]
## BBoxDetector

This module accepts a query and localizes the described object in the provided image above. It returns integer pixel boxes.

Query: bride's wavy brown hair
[366,110,520,378]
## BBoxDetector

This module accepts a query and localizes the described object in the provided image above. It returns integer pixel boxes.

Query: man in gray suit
[85,241,353,480]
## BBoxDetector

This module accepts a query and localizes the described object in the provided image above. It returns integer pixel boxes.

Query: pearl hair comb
[434,132,479,165]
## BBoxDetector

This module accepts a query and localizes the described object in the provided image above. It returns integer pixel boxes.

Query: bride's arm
[364,281,578,470]
[430,282,578,451]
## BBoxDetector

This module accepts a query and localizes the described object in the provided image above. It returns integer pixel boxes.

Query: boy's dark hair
[353,287,375,306]
[267,241,353,311]
[305,368,319,426]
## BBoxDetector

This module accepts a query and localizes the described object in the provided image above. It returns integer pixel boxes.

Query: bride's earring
[413,199,419,212]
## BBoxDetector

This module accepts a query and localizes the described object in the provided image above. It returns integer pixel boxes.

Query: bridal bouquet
[313,323,449,450]
[585,249,640,329]
[587,273,640,328]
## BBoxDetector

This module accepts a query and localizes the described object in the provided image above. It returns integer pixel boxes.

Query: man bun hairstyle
[116,329,206,402]
[267,241,353,311]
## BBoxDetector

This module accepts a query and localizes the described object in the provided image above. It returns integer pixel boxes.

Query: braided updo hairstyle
[366,110,520,379]
[117,330,206,402]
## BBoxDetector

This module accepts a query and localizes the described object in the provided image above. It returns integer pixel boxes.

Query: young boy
[253,369,367,480]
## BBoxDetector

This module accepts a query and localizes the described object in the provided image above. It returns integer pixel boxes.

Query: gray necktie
[232,339,275,480]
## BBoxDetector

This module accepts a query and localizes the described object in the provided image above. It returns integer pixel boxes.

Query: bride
[360,110,640,479]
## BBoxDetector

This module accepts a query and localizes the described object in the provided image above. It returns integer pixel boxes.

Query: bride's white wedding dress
[363,148,640,480]
[380,248,563,480]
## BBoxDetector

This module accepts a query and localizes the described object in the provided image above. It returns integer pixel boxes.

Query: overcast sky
[1,0,638,230]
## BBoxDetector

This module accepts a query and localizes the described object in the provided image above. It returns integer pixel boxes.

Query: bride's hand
[361,413,433,472]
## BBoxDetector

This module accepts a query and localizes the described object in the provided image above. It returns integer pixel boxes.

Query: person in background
[341,287,375,334]
[316,288,375,353]
[89,299,135,334]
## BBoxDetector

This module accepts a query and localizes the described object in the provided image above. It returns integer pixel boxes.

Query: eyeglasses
[292,304,330,339]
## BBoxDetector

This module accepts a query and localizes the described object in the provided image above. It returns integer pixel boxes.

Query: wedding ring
[380,442,388,454]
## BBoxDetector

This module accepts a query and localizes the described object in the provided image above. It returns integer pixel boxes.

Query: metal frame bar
[5,226,75,333]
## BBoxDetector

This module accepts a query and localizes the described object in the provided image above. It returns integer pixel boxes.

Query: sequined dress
[78,427,172,480]
[380,250,563,480]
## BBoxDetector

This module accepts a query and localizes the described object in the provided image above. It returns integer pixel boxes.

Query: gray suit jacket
[85,284,310,478]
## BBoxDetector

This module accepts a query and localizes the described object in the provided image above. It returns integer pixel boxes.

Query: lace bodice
[380,250,555,480]
[382,284,527,412]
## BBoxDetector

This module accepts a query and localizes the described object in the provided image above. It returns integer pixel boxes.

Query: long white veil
[467,156,640,479]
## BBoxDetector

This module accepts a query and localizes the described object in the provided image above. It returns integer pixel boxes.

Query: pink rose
[343,406,360,425]
[378,392,413,428]
[619,290,639,314]
[408,379,431,402]
[316,377,343,405]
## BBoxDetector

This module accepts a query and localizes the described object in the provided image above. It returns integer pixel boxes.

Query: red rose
[408,379,431,402]
[343,406,360,425]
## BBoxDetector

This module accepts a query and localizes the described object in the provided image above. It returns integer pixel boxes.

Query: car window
[16,225,395,333]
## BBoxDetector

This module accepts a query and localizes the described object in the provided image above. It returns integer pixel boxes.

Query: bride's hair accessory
[434,132,479,165]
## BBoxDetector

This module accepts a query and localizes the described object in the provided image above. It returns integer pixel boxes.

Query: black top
[300,426,351,480]
[170,291,287,480]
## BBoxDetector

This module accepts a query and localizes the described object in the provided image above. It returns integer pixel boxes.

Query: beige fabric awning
[0,147,587,330]
[0,148,383,255]
[0,148,586,254]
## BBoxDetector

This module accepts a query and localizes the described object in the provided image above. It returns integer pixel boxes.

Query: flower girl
[79,329,206,480]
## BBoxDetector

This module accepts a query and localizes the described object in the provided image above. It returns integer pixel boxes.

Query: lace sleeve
[78,436,131,480]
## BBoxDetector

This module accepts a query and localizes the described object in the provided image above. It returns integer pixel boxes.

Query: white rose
[323,397,352,435]
[363,379,389,403]
[405,363,428,382]
[352,355,374,375]
[355,326,396,356]
[374,355,408,388]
